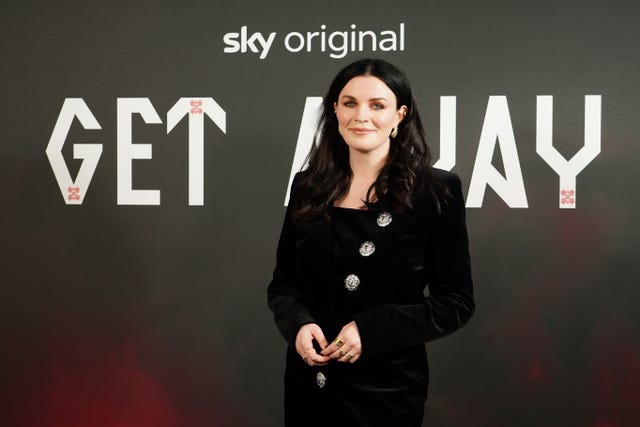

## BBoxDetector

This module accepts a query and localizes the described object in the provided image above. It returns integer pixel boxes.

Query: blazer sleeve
[267,178,316,348]
[353,172,475,356]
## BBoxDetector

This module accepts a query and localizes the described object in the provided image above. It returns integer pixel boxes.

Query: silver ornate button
[376,212,392,227]
[316,372,327,389]
[344,274,360,291]
[359,241,375,256]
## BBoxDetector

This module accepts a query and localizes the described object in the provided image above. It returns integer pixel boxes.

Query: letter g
[46,98,102,205]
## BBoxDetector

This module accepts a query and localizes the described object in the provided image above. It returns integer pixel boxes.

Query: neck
[348,145,389,183]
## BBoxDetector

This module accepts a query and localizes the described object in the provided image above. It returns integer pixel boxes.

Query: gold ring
[338,349,344,357]
[335,338,344,347]
[303,356,309,364]
[346,353,353,361]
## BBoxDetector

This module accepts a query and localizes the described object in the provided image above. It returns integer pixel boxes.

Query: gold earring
[390,127,398,138]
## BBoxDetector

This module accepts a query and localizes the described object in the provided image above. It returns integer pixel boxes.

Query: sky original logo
[223,23,405,59]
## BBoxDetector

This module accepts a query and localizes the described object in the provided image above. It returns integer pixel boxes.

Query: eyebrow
[340,95,389,102]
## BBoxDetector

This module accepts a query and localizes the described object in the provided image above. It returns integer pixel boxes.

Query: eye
[372,103,385,110]
[343,101,356,107]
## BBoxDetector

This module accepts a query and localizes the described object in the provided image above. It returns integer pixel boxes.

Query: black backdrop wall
[2,1,639,426]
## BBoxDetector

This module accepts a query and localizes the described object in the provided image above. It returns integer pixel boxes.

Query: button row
[342,212,392,293]
[318,213,394,388]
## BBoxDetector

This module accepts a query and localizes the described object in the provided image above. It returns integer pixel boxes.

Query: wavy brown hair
[292,59,440,220]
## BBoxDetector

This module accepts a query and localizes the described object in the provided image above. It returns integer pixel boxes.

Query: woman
[267,59,474,426]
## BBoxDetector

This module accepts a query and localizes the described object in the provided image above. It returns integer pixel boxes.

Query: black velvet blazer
[267,167,475,425]
[268,167,474,356]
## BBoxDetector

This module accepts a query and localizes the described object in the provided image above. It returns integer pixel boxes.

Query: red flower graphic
[190,99,203,114]
[560,189,575,205]
[67,186,81,201]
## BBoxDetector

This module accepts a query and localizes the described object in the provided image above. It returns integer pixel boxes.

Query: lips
[349,128,376,135]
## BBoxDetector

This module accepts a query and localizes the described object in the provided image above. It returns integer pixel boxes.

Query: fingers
[303,347,330,366]
[321,321,362,363]
[296,322,363,366]
[320,336,344,357]
[295,323,331,367]
[330,345,361,363]
[337,349,359,363]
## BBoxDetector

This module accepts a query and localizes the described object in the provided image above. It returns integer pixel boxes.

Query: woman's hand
[295,323,331,366]
[322,321,362,363]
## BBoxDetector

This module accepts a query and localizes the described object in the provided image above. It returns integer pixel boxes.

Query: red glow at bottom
[589,323,640,427]
[30,340,180,427]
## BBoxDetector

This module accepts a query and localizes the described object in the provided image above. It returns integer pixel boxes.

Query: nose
[353,105,369,123]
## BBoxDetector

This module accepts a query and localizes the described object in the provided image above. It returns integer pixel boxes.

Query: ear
[395,105,408,126]
[333,101,338,113]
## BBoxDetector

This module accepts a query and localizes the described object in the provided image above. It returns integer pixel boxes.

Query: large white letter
[536,95,601,209]
[432,96,457,171]
[46,98,102,205]
[167,98,226,206]
[467,96,528,208]
[117,98,162,205]
[284,97,322,205]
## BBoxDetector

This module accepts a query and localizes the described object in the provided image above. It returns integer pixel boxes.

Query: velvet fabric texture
[267,168,474,426]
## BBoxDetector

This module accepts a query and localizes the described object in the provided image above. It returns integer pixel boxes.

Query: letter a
[467,96,528,208]
[284,97,322,205]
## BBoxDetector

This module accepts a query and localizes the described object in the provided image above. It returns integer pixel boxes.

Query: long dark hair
[292,59,435,220]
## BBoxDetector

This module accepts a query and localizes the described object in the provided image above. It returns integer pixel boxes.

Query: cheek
[378,112,398,128]
[336,112,351,129]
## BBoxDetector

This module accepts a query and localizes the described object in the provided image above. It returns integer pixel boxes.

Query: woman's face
[334,75,407,157]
